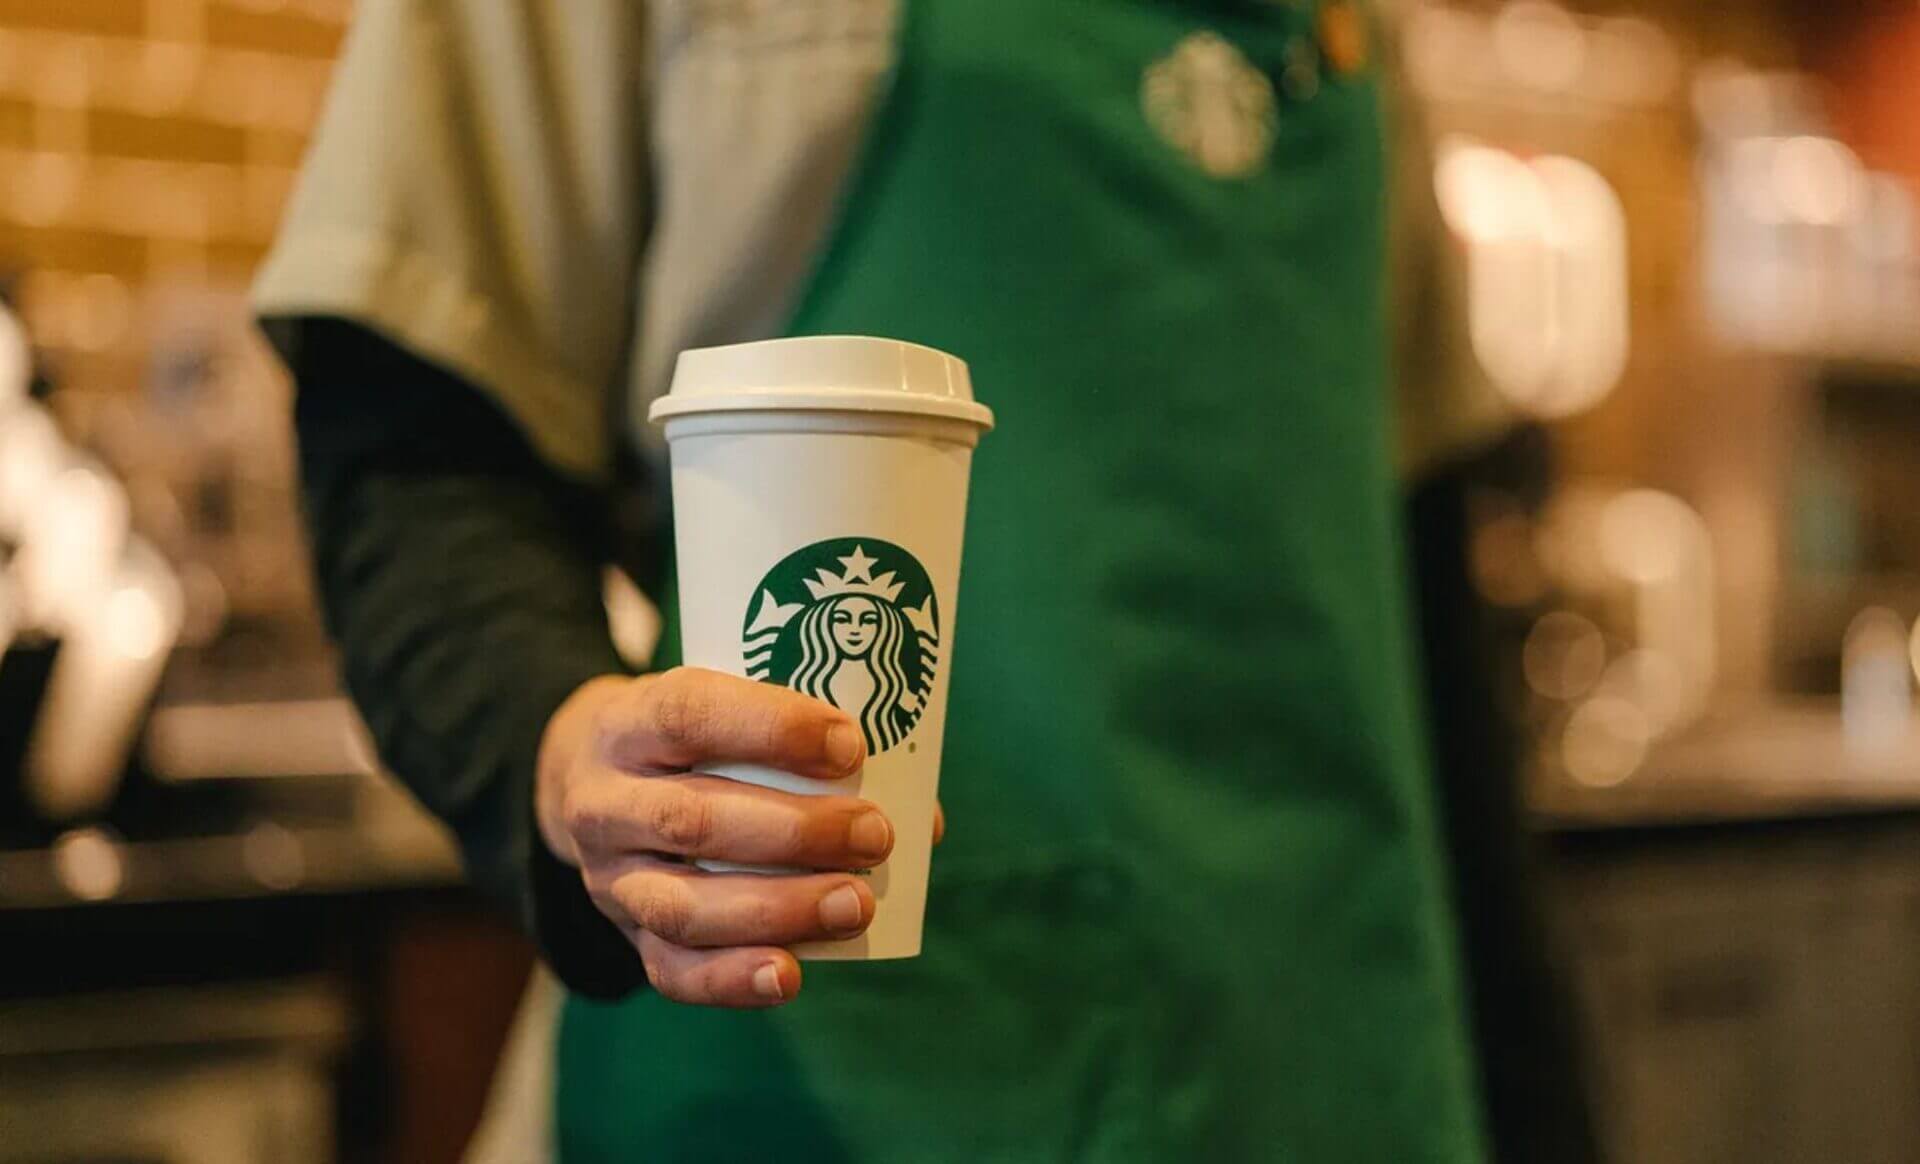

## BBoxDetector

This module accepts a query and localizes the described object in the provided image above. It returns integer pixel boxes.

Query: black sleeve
[269,315,648,999]
[1405,427,1604,1164]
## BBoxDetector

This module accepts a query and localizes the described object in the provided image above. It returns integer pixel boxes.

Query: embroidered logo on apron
[1142,30,1276,179]
[743,538,938,755]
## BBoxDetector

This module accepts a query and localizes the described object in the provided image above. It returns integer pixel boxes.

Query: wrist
[536,673,631,864]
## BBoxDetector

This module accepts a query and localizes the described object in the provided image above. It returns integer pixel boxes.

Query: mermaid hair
[791,594,912,754]
[864,599,911,752]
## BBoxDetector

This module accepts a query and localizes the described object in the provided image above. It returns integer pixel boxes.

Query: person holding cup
[254,2,1572,1161]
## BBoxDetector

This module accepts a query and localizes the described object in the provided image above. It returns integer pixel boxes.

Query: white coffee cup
[649,336,993,959]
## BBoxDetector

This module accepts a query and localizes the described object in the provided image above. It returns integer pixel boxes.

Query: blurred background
[0,0,1918,1161]
[0,5,529,1163]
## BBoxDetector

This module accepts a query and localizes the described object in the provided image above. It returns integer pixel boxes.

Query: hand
[538,667,898,1008]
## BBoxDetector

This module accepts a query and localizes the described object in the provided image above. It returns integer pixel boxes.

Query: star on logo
[802,544,905,602]
[838,545,879,583]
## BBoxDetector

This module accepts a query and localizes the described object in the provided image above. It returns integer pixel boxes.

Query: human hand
[537,667,898,1007]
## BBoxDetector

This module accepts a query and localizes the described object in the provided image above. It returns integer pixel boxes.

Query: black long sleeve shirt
[271,315,645,998]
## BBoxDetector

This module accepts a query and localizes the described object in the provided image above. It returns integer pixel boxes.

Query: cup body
[663,408,980,959]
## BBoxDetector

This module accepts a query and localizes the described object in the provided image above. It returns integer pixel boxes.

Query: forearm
[274,316,647,998]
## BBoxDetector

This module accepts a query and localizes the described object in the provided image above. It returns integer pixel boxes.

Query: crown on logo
[802,545,905,603]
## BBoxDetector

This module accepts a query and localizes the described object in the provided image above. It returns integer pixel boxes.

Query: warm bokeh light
[1409,1,1678,108]
[1562,694,1652,787]
[1435,139,1629,420]
[1856,174,1916,262]
[1910,615,1920,690]
[1588,16,1680,106]
[52,827,125,903]
[105,584,169,662]
[1601,489,1716,730]
[1772,136,1864,227]
[1438,141,1558,403]
[1532,156,1630,419]
[1533,486,1717,740]
[1491,1,1586,93]
[1524,610,1607,702]
[15,462,130,632]
[1594,648,1689,737]
[1697,62,1919,364]
[1436,138,1548,245]
[241,821,306,891]
[26,539,182,819]
[0,304,30,405]
[1598,489,1704,586]
[1843,607,1913,764]
[0,401,64,536]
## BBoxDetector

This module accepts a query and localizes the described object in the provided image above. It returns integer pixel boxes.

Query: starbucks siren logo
[744,538,938,756]
[1142,30,1276,179]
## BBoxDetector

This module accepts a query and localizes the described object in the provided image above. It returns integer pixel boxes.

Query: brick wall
[0,0,347,360]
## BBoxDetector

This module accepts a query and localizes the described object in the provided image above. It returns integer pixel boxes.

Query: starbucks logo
[1142,30,1277,179]
[743,538,939,756]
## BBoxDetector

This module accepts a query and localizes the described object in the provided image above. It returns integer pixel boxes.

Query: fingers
[592,856,875,948]
[638,931,801,1008]
[596,667,865,781]
[934,802,945,846]
[564,772,894,869]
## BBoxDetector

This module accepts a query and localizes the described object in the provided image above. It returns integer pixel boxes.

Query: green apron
[560,1,1485,1159]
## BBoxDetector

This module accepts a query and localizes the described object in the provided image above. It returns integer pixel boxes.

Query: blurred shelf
[1534,699,1920,831]
[1818,353,1920,388]
[142,697,374,782]
[0,978,347,1060]
[0,772,460,912]
[0,979,347,1164]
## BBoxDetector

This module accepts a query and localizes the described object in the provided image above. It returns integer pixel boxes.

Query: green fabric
[559,1,1485,1159]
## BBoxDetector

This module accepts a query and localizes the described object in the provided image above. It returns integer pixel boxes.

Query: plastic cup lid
[649,336,994,429]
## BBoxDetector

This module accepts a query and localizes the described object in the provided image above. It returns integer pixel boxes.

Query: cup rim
[649,387,994,428]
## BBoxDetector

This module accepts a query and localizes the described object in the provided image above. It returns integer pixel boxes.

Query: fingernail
[754,961,786,1001]
[825,722,863,774]
[848,811,893,861]
[819,884,866,934]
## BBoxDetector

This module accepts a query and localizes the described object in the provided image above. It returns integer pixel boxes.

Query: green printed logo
[744,538,938,756]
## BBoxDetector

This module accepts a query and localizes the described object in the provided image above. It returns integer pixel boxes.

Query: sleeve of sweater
[272,315,649,999]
